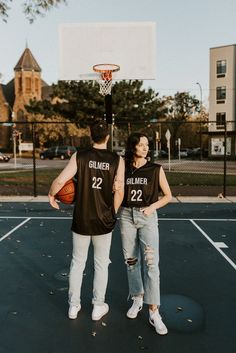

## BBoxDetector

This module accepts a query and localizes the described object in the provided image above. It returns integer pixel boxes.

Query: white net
[98,79,113,96]
[93,64,120,96]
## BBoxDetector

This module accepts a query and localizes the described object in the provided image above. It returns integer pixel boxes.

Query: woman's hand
[140,204,156,216]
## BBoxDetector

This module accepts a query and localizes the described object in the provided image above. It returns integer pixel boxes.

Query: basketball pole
[105,94,113,151]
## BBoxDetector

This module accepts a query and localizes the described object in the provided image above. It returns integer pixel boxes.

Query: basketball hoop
[93,64,120,96]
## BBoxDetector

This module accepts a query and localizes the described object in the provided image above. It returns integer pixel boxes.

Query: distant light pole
[4,103,17,167]
[196,82,203,160]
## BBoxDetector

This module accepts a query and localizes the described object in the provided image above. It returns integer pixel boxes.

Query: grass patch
[166,172,236,186]
[0,169,63,195]
[0,169,235,196]
[0,169,62,186]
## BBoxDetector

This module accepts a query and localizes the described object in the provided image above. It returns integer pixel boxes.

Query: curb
[0,196,236,203]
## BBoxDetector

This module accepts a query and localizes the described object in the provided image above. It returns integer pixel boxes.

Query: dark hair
[90,120,109,143]
[125,132,149,169]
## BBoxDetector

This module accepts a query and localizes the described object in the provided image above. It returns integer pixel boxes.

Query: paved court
[0,201,235,353]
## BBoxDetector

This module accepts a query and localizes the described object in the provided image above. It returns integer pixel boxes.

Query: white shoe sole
[69,313,79,319]
[92,305,109,321]
[149,318,168,335]
[126,306,143,319]
[68,306,81,320]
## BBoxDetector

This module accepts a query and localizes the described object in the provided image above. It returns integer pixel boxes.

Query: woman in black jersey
[119,132,172,335]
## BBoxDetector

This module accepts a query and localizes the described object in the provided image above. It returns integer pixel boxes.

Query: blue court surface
[0,202,235,353]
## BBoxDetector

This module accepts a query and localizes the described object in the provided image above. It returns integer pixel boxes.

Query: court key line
[0,218,31,243]
[190,219,236,271]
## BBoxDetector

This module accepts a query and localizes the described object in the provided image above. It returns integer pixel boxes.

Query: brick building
[0,46,51,149]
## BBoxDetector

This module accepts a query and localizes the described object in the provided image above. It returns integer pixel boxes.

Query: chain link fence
[0,120,235,197]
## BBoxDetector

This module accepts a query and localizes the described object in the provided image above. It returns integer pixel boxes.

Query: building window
[216,112,226,129]
[216,86,226,103]
[18,77,22,93]
[216,60,226,77]
[25,77,31,93]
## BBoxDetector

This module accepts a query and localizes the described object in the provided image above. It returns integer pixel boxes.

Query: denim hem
[92,299,106,305]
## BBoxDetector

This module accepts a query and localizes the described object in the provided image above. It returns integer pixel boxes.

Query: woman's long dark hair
[125,132,149,170]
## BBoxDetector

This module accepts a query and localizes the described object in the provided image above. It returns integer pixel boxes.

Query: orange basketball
[55,179,76,204]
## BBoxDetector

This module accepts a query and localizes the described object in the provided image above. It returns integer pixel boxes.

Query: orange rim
[93,64,120,73]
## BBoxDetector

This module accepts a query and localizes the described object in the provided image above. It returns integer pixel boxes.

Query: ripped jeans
[119,207,160,305]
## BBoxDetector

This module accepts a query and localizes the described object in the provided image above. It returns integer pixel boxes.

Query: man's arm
[48,152,78,209]
[113,157,125,213]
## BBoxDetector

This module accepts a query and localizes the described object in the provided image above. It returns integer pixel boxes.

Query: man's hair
[90,120,109,143]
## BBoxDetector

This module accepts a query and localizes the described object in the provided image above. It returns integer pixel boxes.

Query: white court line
[0,216,236,221]
[0,218,31,242]
[123,217,236,221]
[214,242,229,249]
[190,219,236,271]
[0,216,72,219]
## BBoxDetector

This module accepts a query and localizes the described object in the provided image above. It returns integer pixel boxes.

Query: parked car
[156,150,168,158]
[0,152,10,162]
[114,148,125,156]
[179,149,190,157]
[39,146,77,160]
[188,147,208,159]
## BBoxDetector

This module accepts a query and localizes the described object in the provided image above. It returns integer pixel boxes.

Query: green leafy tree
[163,91,200,154]
[112,80,167,123]
[26,80,167,127]
[26,80,104,127]
[0,0,66,22]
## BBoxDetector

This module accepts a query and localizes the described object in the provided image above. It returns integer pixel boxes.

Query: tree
[27,114,88,148]
[26,80,167,128]
[163,91,200,154]
[26,80,104,127]
[112,80,167,124]
[0,0,66,23]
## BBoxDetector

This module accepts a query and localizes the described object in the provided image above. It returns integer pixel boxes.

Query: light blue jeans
[119,207,160,305]
[68,232,112,306]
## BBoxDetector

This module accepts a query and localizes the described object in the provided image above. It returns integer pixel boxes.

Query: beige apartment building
[209,44,236,159]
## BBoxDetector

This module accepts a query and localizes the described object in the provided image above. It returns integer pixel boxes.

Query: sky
[0,0,236,105]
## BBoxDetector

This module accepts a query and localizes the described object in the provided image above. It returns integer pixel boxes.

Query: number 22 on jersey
[92,177,103,189]
[131,189,143,201]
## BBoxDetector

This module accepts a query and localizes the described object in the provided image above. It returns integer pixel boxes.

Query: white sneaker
[149,309,168,335]
[127,296,143,319]
[92,303,109,321]
[68,304,81,319]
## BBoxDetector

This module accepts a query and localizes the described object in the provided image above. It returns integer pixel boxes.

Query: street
[0,157,235,175]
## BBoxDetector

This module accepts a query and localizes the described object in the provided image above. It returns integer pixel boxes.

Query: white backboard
[59,22,156,81]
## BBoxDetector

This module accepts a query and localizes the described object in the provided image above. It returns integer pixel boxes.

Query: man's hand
[48,194,60,209]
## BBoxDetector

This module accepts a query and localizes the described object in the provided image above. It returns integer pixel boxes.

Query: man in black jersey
[48,120,124,321]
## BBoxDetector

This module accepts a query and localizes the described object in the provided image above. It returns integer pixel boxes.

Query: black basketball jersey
[71,147,120,235]
[122,162,161,207]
